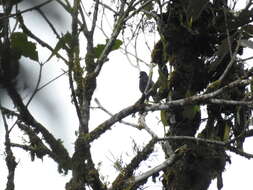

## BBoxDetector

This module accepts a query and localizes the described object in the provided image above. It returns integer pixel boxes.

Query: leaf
[93,44,106,59]
[93,39,123,58]
[186,0,209,22]
[111,39,123,51]
[47,32,72,62]
[207,80,221,92]
[242,24,253,36]
[182,105,200,120]
[10,32,38,61]
[161,110,169,126]
[223,122,231,141]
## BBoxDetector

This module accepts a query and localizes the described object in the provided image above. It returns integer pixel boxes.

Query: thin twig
[91,0,100,35]
[127,154,177,187]
[17,14,68,63]
[138,113,158,138]
[79,1,91,38]
[218,34,242,82]
[98,2,117,14]
[94,0,136,76]
[36,8,61,40]
[227,146,253,159]
[94,98,139,128]
[89,77,252,142]
[37,70,67,91]
[0,0,54,19]
[1,106,17,190]
[26,63,43,106]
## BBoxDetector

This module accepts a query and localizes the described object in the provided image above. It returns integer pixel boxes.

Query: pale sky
[0,1,253,190]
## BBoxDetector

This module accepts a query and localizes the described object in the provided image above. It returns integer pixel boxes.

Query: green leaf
[93,39,123,58]
[47,32,72,62]
[207,80,221,92]
[223,122,231,141]
[111,39,123,51]
[161,110,169,126]
[10,32,38,61]
[182,105,200,120]
[93,44,106,58]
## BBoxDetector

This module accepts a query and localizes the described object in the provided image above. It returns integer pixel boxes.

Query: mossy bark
[151,1,250,189]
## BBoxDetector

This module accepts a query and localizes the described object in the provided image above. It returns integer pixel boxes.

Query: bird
[139,71,156,99]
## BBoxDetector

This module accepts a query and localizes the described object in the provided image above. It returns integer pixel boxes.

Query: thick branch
[5,84,71,173]
[89,78,252,142]
[88,103,142,142]
[111,138,157,190]
[17,14,68,63]
[94,0,135,76]
[2,113,17,190]
[128,154,177,188]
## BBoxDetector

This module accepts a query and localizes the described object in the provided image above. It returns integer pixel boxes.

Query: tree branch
[111,138,157,190]
[0,0,54,19]
[5,84,71,173]
[94,0,136,76]
[94,98,140,128]
[89,78,252,142]
[17,14,68,63]
[127,154,177,188]
[2,111,17,190]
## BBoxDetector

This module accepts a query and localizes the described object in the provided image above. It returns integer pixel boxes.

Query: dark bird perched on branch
[139,71,156,100]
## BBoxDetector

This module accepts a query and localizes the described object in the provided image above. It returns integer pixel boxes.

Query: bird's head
[139,71,148,78]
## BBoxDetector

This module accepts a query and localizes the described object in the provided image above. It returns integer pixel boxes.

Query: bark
[151,1,253,189]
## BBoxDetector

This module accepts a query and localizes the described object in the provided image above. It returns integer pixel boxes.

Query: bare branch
[0,0,54,19]
[160,135,253,159]
[208,99,253,107]
[94,98,140,128]
[218,34,242,82]
[98,1,117,14]
[226,129,253,145]
[79,2,90,38]
[159,136,225,146]
[91,0,100,35]
[94,97,162,138]
[17,14,68,63]
[128,154,177,187]
[2,110,17,190]
[89,77,252,142]
[111,138,157,190]
[37,70,68,91]
[36,8,61,40]
[94,1,136,76]
[5,84,71,173]
[138,113,158,138]
[227,146,253,159]
[0,107,20,117]
[26,63,43,106]
[127,0,156,20]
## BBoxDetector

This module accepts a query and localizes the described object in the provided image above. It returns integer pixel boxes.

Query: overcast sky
[1,1,253,190]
